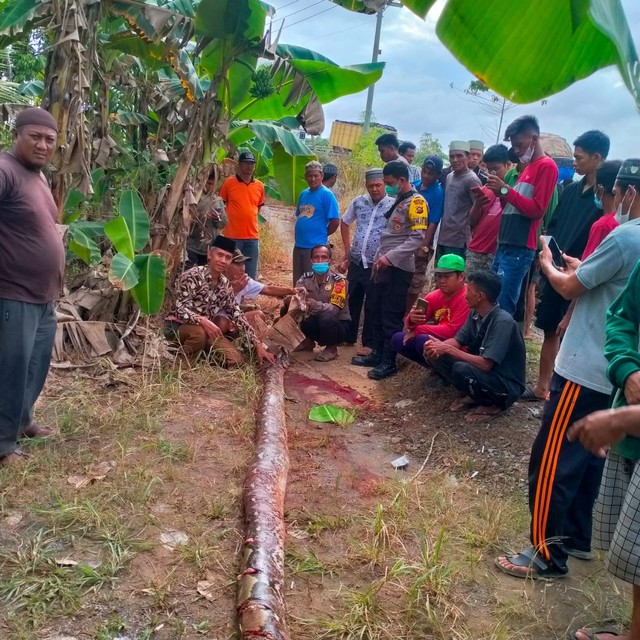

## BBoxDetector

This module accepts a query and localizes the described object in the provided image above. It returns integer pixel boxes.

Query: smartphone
[415,298,429,313]
[541,235,565,269]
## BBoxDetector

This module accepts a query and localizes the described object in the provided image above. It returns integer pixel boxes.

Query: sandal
[569,626,623,640]
[495,546,568,579]
[521,386,545,402]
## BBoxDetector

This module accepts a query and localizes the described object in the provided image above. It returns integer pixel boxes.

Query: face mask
[385,183,400,197]
[311,262,330,275]
[615,203,630,224]
[593,194,603,210]
[518,141,535,164]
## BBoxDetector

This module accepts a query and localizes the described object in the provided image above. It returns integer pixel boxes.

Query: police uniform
[353,189,427,378]
[296,270,351,347]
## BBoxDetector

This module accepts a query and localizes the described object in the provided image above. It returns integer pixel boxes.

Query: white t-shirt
[235,277,264,304]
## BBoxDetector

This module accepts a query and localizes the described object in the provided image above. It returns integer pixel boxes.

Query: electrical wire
[281,3,339,30]
[272,0,328,24]
[273,0,304,10]
[303,21,369,43]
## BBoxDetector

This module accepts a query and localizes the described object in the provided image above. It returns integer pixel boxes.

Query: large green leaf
[109,253,140,291]
[195,0,265,44]
[104,216,135,261]
[131,254,166,315]
[589,0,640,109]
[276,44,336,65]
[231,121,313,156]
[435,0,620,103]
[271,143,315,206]
[0,0,38,32]
[287,59,384,104]
[68,226,101,266]
[119,190,150,252]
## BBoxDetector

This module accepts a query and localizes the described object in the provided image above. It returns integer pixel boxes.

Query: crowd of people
[2,106,640,640]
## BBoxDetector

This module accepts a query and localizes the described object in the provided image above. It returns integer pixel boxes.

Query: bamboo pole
[237,358,290,640]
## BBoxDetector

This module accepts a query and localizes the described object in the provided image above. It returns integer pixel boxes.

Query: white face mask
[518,141,535,164]
[615,189,637,224]
[616,203,631,224]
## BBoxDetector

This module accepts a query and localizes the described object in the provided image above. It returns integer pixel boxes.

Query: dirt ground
[0,205,631,640]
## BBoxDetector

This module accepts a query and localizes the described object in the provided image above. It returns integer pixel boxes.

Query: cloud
[274,0,640,158]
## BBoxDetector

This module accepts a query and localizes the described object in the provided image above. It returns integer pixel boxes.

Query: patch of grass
[286,548,335,577]
[0,529,129,630]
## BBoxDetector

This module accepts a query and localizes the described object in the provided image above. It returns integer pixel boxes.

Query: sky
[270,0,640,160]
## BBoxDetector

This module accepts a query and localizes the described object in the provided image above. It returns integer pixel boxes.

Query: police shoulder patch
[408,194,428,230]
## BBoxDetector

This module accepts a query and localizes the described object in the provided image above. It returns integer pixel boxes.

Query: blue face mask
[311,262,330,275]
[594,194,603,210]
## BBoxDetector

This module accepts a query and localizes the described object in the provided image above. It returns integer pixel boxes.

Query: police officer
[352,161,428,379]
[295,244,351,362]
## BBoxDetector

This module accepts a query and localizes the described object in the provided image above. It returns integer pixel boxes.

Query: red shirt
[468,187,503,255]
[412,285,470,340]
[582,212,618,259]
[499,156,558,250]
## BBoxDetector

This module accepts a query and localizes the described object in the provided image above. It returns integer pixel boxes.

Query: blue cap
[422,155,444,173]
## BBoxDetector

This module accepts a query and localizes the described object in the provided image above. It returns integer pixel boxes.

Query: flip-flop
[569,626,623,640]
[495,547,568,580]
[521,386,545,402]
[314,350,338,362]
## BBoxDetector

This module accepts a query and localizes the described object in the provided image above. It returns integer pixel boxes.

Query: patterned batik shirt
[342,194,394,269]
[171,266,255,342]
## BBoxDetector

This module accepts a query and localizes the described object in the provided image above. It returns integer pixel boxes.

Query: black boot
[351,349,382,367]
[368,353,397,380]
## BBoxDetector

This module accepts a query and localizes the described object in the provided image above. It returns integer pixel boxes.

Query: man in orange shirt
[219,151,265,279]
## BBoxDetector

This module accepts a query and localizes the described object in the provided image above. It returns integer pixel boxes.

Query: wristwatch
[499,186,509,196]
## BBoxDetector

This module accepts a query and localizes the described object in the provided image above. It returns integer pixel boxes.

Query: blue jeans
[492,246,535,316]
[231,239,259,279]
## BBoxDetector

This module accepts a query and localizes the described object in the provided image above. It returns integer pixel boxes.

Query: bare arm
[260,285,296,298]
[327,219,340,236]
[340,220,351,256]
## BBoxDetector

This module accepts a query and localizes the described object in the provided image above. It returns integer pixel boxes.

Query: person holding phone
[391,254,469,374]
[466,144,512,273]
[525,130,610,402]
[496,159,640,581]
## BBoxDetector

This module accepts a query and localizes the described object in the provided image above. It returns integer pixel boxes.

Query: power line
[281,4,338,30]
[272,0,327,24]
[273,0,304,11]
[303,21,369,44]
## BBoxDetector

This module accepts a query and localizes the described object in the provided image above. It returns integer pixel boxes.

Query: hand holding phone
[541,235,566,269]
[415,298,428,313]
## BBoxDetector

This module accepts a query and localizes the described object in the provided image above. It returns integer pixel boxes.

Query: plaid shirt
[171,266,255,342]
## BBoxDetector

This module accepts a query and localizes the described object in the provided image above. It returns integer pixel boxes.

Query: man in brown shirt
[0,107,64,466]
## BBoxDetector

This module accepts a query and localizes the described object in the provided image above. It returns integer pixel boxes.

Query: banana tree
[0,0,383,276]
[330,0,640,109]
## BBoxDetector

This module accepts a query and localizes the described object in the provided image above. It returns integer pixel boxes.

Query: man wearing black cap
[219,151,265,279]
[322,163,338,190]
[0,107,62,466]
[496,159,640,581]
[166,236,274,365]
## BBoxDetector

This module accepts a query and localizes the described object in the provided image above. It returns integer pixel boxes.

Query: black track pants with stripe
[528,373,608,570]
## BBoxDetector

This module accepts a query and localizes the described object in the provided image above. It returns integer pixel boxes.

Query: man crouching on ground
[424,270,526,422]
[289,244,351,362]
[166,236,274,365]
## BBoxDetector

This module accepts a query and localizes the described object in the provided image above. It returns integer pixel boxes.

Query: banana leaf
[131,254,166,315]
[308,404,355,426]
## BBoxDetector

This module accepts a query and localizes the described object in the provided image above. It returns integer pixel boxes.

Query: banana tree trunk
[42,0,100,219]
[237,360,290,640]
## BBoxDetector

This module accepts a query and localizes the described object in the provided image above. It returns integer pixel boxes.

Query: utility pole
[363,1,401,133]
